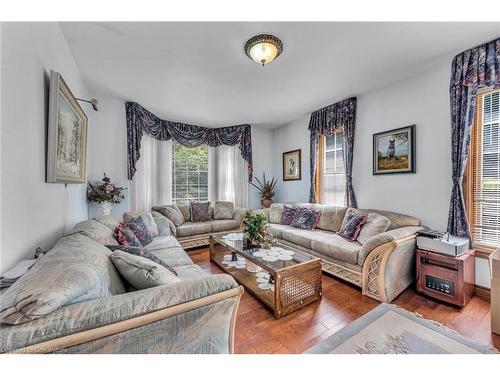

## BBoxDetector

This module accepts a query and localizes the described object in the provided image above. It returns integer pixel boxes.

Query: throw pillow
[269,203,284,224]
[110,251,180,290]
[214,201,234,220]
[176,202,191,222]
[280,205,298,225]
[106,245,177,275]
[151,210,176,236]
[190,201,212,222]
[357,212,391,245]
[126,217,154,246]
[114,223,142,247]
[337,209,368,241]
[152,205,185,227]
[123,212,159,238]
[290,207,321,230]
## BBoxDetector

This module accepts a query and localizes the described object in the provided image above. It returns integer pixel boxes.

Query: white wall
[87,97,130,219]
[0,23,91,273]
[273,115,311,203]
[272,57,453,229]
[271,56,491,288]
[86,97,275,214]
[354,57,453,231]
[248,127,274,209]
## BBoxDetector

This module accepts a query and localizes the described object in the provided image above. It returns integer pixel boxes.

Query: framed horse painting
[373,125,415,175]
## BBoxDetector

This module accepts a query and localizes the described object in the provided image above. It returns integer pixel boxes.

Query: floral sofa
[256,203,424,303]
[0,216,243,354]
[151,201,249,249]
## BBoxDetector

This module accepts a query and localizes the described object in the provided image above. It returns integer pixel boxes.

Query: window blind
[171,142,209,203]
[322,130,346,206]
[472,90,500,249]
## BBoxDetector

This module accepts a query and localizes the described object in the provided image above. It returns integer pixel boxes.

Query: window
[171,142,209,203]
[468,89,500,250]
[320,131,346,206]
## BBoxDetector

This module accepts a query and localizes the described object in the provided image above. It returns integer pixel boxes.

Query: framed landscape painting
[46,71,88,183]
[373,125,415,175]
[283,149,301,181]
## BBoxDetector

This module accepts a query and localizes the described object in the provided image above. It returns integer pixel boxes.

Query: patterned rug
[306,304,498,354]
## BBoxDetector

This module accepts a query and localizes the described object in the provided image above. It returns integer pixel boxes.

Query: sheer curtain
[130,135,172,212]
[209,145,248,207]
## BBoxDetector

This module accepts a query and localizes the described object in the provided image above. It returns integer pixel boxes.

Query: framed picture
[373,125,416,175]
[283,149,301,181]
[46,71,88,183]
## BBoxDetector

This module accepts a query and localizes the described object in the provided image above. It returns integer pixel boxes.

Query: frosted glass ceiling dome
[244,34,283,66]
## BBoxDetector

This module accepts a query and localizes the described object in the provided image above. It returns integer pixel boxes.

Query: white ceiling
[60,22,500,128]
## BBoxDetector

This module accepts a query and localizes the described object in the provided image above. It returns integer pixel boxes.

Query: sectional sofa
[151,201,249,249]
[256,203,424,303]
[0,215,243,354]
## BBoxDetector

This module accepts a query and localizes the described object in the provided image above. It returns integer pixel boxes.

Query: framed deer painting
[373,125,415,175]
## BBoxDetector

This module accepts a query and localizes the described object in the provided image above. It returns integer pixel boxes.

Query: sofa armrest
[151,211,176,237]
[361,226,423,303]
[252,208,270,221]
[1,274,240,353]
[232,207,249,226]
[358,226,423,265]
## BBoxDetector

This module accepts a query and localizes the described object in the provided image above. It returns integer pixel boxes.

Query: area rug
[306,303,498,354]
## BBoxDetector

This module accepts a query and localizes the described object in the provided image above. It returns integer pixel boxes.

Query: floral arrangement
[242,212,274,249]
[87,173,126,204]
[249,172,277,200]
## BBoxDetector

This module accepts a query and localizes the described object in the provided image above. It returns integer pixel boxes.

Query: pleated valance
[126,102,253,181]
[308,97,357,136]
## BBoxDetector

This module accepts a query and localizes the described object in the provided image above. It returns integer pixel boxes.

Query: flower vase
[99,202,112,217]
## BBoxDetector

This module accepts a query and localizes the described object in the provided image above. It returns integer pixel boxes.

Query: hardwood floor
[188,247,500,354]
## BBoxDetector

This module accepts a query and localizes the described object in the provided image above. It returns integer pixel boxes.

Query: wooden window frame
[315,135,325,203]
[464,90,497,259]
[315,129,345,205]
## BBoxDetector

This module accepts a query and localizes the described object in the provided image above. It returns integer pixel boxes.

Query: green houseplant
[249,172,277,208]
[242,212,274,249]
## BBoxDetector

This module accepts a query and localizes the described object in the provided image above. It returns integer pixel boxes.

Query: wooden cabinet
[416,249,475,307]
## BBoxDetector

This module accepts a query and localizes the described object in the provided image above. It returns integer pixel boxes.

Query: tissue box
[490,249,500,335]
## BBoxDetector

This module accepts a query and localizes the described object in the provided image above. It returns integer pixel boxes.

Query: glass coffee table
[210,233,322,319]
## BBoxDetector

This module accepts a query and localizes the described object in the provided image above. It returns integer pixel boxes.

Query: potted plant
[87,173,126,217]
[242,212,274,249]
[249,172,277,208]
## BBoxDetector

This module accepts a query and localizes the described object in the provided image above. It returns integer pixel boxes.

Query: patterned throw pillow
[126,217,154,246]
[290,207,321,230]
[114,224,142,247]
[106,245,177,275]
[337,210,368,241]
[280,205,299,225]
[123,212,159,237]
[190,201,212,222]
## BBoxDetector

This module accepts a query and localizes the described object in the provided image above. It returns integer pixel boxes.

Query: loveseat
[151,201,249,249]
[0,216,243,354]
[256,203,423,303]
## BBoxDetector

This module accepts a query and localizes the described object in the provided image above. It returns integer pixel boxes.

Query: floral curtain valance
[308,97,357,136]
[308,97,357,206]
[447,37,500,238]
[126,102,253,181]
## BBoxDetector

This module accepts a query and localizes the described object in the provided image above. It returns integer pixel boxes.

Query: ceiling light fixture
[244,34,283,66]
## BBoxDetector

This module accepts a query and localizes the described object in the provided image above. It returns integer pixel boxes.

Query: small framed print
[373,125,416,175]
[283,149,301,181]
